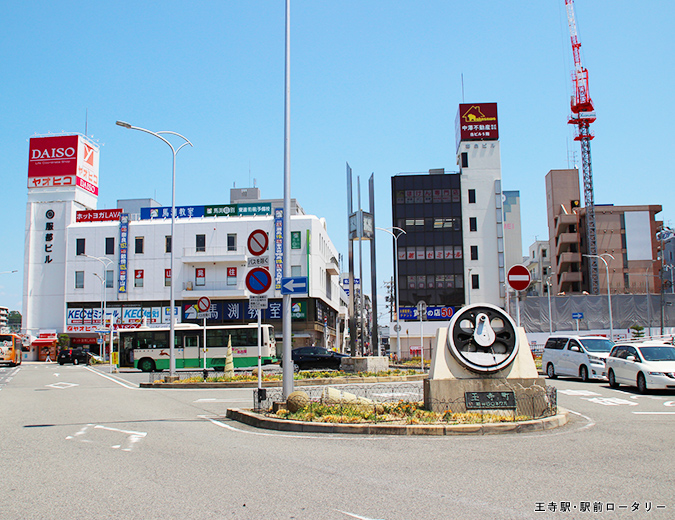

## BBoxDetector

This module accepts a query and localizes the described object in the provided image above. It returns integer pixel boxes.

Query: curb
[139,374,427,389]
[225,407,569,436]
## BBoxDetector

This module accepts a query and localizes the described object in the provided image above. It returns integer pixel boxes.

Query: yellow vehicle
[0,334,23,367]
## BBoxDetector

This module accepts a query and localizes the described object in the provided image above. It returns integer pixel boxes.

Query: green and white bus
[120,323,277,372]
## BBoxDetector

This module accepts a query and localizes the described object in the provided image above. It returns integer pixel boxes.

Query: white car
[542,335,614,382]
[605,341,675,393]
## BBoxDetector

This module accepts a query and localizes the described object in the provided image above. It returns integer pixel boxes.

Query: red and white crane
[565,0,599,294]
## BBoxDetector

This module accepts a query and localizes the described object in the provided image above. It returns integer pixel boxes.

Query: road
[1,363,673,520]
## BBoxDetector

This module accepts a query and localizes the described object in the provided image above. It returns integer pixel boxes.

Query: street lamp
[546,273,555,335]
[116,121,193,380]
[376,226,406,359]
[83,254,113,359]
[584,253,615,341]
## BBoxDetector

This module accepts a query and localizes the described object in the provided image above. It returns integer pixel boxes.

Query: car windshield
[638,346,675,361]
[579,338,614,353]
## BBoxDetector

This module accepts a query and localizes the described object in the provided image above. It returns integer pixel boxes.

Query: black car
[290,346,349,371]
[57,347,89,365]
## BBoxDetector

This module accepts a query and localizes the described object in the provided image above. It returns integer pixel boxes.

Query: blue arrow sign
[281,276,308,295]
[572,312,583,320]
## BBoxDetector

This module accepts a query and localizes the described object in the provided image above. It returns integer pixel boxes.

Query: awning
[32,338,58,346]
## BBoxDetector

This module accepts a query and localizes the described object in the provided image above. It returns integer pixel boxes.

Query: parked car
[605,341,675,393]
[542,335,614,381]
[57,347,89,365]
[286,347,350,371]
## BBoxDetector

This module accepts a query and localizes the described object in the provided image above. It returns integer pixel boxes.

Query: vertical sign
[118,214,129,294]
[274,208,283,290]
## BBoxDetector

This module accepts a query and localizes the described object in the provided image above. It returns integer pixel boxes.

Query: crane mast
[565,0,599,294]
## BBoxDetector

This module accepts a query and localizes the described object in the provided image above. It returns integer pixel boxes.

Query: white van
[542,335,614,382]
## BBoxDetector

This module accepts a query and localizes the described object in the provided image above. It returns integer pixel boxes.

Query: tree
[7,310,21,331]
[629,325,645,339]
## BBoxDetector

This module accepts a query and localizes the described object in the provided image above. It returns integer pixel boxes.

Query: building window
[76,238,85,256]
[472,274,480,289]
[291,265,302,277]
[469,217,477,232]
[75,271,84,289]
[165,236,171,254]
[135,237,144,254]
[165,269,171,287]
[461,152,469,168]
[105,270,114,288]
[105,237,115,255]
[196,234,206,253]
[468,189,476,204]
[471,245,479,260]
[542,248,547,258]
[134,270,144,288]
[227,234,237,252]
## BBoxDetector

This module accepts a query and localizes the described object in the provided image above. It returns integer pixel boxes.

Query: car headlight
[589,356,605,365]
[648,371,666,376]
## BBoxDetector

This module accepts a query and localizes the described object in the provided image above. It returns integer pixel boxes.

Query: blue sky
[1,1,674,321]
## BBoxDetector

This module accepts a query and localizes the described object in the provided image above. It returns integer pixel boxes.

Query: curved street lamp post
[584,253,615,341]
[116,121,193,379]
[375,226,406,359]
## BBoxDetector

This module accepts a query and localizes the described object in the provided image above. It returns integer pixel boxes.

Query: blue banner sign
[399,305,455,321]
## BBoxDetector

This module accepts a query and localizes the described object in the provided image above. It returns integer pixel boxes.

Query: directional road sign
[247,229,268,256]
[572,312,584,320]
[246,268,272,295]
[281,276,308,295]
[507,264,532,292]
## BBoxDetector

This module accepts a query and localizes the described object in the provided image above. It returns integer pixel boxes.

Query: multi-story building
[0,306,9,332]
[390,103,510,323]
[524,240,552,296]
[546,168,662,295]
[22,134,342,361]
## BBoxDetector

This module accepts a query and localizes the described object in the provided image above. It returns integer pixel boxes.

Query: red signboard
[507,264,532,292]
[455,103,499,149]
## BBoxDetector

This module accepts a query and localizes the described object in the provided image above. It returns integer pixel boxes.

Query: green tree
[629,325,645,339]
[7,310,21,331]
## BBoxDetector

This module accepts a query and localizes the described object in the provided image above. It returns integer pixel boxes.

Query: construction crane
[565,0,599,294]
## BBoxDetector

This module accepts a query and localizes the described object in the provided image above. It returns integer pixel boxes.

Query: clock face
[446,304,519,373]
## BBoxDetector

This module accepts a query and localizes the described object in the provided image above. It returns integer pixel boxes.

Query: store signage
[465,391,516,410]
[274,208,283,290]
[76,209,122,222]
[118,214,129,294]
[455,103,499,150]
[399,305,455,321]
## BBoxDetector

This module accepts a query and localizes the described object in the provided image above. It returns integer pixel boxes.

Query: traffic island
[225,407,568,436]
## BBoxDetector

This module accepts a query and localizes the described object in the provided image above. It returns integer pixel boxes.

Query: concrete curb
[139,374,427,389]
[225,407,569,436]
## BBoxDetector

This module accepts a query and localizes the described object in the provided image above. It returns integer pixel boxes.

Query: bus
[0,333,23,367]
[120,323,277,372]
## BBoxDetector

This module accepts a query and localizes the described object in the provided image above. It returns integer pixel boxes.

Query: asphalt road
[1,363,673,520]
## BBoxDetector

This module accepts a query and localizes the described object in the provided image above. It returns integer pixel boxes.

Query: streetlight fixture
[375,226,406,359]
[83,254,113,359]
[584,253,615,341]
[116,121,193,380]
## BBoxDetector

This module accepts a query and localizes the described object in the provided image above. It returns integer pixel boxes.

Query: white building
[22,134,343,361]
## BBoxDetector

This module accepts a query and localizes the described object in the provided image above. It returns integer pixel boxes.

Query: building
[0,306,8,332]
[389,103,511,333]
[545,168,663,295]
[502,190,523,276]
[22,134,343,361]
[524,240,552,296]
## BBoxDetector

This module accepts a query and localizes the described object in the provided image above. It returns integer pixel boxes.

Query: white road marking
[337,510,386,520]
[582,397,638,406]
[664,401,675,407]
[194,398,248,403]
[632,412,675,415]
[558,389,601,396]
[47,382,78,389]
[84,366,137,389]
[66,424,147,451]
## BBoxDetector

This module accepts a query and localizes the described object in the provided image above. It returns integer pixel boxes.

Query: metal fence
[253,383,557,423]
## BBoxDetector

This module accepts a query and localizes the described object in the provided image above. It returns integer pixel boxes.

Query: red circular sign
[246,268,272,295]
[507,264,532,291]
[247,230,268,256]
[197,296,211,312]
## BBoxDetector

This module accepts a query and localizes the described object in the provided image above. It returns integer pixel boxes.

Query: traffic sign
[247,229,268,256]
[281,276,308,295]
[247,256,269,268]
[246,268,272,294]
[507,264,532,292]
[197,296,211,313]
[249,295,269,310]
[572,312,584,320]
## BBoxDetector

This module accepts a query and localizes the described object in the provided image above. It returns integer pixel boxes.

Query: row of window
[393,188,477,205]
[75,233,240,257]
[398,245,479,261]
[403,273,480,290]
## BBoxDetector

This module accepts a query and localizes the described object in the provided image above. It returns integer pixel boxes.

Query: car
[287,346,350,372]
[57,347,89,365]
[605,341,675,393]
[542,334,614,382]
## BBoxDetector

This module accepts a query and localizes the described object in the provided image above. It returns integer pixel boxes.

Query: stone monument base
[424,377,550,417]
[341,356,389,373]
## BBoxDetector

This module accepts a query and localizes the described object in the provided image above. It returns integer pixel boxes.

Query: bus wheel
[139,358,156,372]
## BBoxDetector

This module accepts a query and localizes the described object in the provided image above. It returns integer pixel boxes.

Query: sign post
[197,297,211,371]
[417,300,427,372]
[506,265,532,327]
[572,312,583,332]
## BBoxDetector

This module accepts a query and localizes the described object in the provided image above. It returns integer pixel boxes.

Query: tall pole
[376,227,406,359]
[546,275,553,335]
[584,253,614,341]
[281,0,293,398]
[116,121,192,380]
[646,266,652,337]
[84,255,113,360]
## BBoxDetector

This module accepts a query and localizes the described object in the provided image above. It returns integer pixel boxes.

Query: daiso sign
[28,134,99,196]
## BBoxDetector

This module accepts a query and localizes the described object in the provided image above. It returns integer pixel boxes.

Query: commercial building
[545,168,663,295]
[22,134,343,362]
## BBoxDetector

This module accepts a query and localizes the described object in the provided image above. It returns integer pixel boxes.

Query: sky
[1,1,674,322]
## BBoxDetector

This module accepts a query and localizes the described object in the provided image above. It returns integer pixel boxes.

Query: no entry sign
[507,264,532,292]
[246,268,272,295]
[247,229,268,256]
